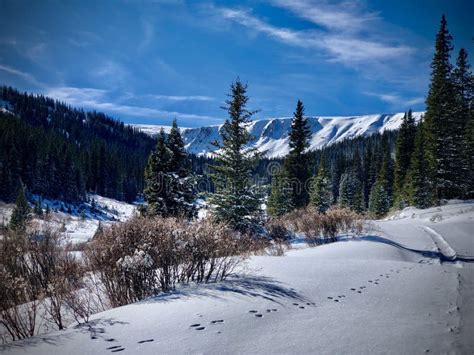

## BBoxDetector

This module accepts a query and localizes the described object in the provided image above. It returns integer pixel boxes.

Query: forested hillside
[0,87,155,203]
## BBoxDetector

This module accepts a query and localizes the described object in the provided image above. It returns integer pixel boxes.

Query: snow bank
[2,201,472,353]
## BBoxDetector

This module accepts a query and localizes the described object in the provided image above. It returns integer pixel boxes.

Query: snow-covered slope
[0,194,138,244]
[4,201,473,354]
[133,112,424,158]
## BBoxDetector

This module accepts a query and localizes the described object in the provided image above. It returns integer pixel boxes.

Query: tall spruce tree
[394,110,416,207]
[338,171,355,208]
[9,183,31,231]
[143,129,173,217]
[369,141,393,217]
[351,150,366,213]
[452,48,473,198]
[284,100,312,209]
[309,159,332,213]
[267,171,293,217]
[424,15,456,200]
[378,135,395,207]
[467,108,474,198]
[368,182,389,217]
[209,79,264,233]
[166,119,197,218]
[407,121,434,208]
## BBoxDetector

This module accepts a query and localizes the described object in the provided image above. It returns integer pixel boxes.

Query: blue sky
[0,0,472,127]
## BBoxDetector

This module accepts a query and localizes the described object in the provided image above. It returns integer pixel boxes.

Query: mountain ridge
[134,112,424,158]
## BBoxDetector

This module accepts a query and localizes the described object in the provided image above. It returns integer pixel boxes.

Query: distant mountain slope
[0,86,155,203]
[134,112,424,158]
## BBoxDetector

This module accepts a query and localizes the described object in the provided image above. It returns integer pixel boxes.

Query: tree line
[0,87,155,203]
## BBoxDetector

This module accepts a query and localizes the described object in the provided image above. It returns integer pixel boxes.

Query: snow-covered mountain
[133,112,424,158]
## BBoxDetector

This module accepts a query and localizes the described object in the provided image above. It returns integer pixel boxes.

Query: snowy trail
[2,202,473,354]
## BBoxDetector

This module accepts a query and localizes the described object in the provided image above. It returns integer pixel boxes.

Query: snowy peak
[134,112,424,158]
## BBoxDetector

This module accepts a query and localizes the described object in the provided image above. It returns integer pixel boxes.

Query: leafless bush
[274,207,362,246]
[63,273,107,325]
[0,226,84,341]
[265,219,291,255]
[86,217,255,308]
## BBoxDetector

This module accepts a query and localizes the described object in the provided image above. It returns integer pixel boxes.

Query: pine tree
[452,48,473,198]
[378,136,395,207]
[33,198,43,217]
[284,100,312,209]
[166,119,197,219]
[424,15,456,200]
[338,172,355,208]
[267,171,293,216]
[352,182,366,214]
[9,183,31,231]
[467,108,474,198]
[309,159,332,213]
[368,182,389,217]
[394,110,416,208]
[408,121,434,208]
[209,79,264,233]
[143,129,173,217]
[351,150,365,213]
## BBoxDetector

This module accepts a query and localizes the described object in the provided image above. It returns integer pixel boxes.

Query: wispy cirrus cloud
[365,92,425,107]
[215,3,413,66]
[269,0,378,32]
[68,30,102,48]
[45,86,220,122]
[138,17,155,53]
[0,63,43,87]
[148,94,214,102]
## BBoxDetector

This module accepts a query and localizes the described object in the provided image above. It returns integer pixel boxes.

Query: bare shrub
[0,226,84,341]
[63,273,106,325]
[85,217,158,307]
[275,207,362,246]
[265,219,291,255]
[86,217,253,308]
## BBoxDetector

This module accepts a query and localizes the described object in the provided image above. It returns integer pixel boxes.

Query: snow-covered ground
[0,194,137,244]
[2,201,472,354]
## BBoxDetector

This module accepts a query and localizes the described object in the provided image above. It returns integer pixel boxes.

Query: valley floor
[2,202,473,354]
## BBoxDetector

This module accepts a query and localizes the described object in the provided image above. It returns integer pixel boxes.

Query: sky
[0,0,472,128]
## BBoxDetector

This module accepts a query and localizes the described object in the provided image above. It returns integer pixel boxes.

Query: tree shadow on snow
[139,275,309,306]
[338,235,474,263]
[0,317,128,352]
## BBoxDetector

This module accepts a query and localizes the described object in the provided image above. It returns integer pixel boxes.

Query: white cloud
[149,94,214,101]
[138,17,155,52]
[217,7,412,65]
[269,0,378,32]
[0,64,43,87]
[45,86,220,122]
[365,92,424,106]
